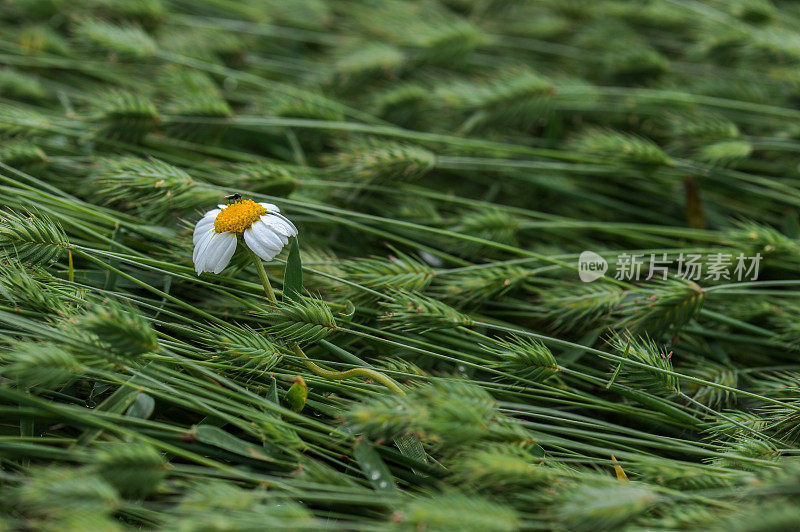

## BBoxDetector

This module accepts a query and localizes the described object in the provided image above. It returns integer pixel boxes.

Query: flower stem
[248,250,404,395]
[248,248,277,303]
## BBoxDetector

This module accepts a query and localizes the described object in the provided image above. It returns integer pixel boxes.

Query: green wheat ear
[90,89,161,143]
[380,289,473,332]
[88,0,168,29]
[0,140,49,174]
[395,494,520,532]
[80,300,159,357]
[569,128,674,166]
[74,18,158,58]
[535,281,625,334]
[199,323,283,374]
[0,208,68,266]
[448,443,557,491]
[13,467,120,518]
[330,42,406,86]
[325,137,436,184]
[167,480,315,528]
[227,161,299,196]
[257,297,338,344]
[0,68,47,102]
[0,259,70,315]
[0,104,52,136]
[340,250,434,298]
[552,482,660,532]
[94,443,166,498]
[433,264,530,307]
[616,278,705,335]
[482,335,560,384]
[4,341,81,390]
[607,332,681,396]
[93,156,219,221]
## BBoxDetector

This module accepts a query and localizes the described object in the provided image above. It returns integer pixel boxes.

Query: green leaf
[353,439,396,492]
[125,393,155,420]
[283,236,303,302]
[75,378,146,447]
[192,425,273,462]
[285,376,308,413]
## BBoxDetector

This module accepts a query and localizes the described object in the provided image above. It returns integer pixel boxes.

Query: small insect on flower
[193,197,297,274]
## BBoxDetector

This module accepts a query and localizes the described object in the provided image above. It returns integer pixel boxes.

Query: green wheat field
[1,0,800,530]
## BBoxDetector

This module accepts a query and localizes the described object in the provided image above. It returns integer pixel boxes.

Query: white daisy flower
[193,199,297,275]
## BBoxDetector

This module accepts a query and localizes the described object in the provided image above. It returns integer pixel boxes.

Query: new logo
[578,251,608,282]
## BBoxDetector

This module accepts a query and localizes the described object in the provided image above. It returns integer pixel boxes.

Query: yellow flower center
[214,199,266,234]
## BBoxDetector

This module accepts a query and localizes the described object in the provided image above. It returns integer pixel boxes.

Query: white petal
[194,231,226,274]
[259,202,280,213]
[201,233,232,274]
[193,221,215,246]
[274,213,298,236]
[209,233,237,274]
[200,208,221,222]
[258,219,288,248]
[276,214,297,236]
[194,210,220,245]
[245,228,281,260]
[260,213,296,240]
[193,229,214,264]
[244,227,282,262]
[251,219,285,249]
[195,215,216,231]
[218,204,227,209]
[197,210,218,225]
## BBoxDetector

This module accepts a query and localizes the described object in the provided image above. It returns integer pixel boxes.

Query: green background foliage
[0,0,799,530]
